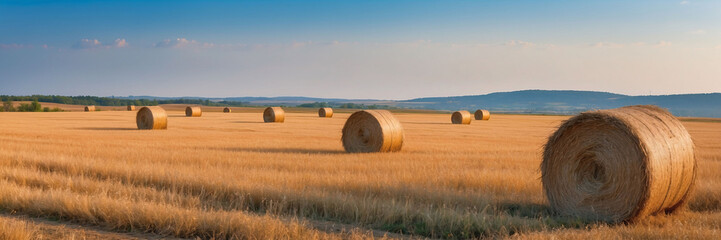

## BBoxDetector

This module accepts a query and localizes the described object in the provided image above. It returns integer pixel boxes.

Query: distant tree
[16,103,32,112]
[31,99,42,112]
[297,102,331,108]
[2,100,14,112]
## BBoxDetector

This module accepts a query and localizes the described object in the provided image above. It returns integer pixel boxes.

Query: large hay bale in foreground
[84,105,95,112]
[541,105,696,223]
[474,109,490,120]
[342,110,404,153]
[185,106,202,117]
[451,111,471,124]
[223,107,231,113]
[136,106,167,130]
[263,107,285,123]
[318,107,333,118]
[127,105,136,111]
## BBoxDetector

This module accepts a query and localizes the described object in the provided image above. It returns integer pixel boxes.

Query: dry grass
[0,217,36,240]
[0,109,720,239]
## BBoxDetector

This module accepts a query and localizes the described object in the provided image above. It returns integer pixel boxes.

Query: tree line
[0,96,399,111]
[0,95,252,107]
[1,99,63,112]
[296,102,397,109]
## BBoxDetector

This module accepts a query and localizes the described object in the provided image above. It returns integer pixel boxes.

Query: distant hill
[19,90,721,118]
[397,90,721,117]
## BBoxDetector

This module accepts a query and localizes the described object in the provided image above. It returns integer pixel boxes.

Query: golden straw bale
[263,107,285,123]
[541,105,696,223]
[127,105,136,111]
[223,107,231,113]
[185,106,202,117]
[341,110,404,153]
[474,109,490,120]
[136,106,167,130]
[318,107,333,118]
[84,106,95,112]
[451,111,471,124]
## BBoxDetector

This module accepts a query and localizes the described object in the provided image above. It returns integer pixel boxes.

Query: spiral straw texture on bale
[136,106,167,130]
[474,109,491,120]
[541,105,696,223]
[223,107,231,113]
[185,106,202,117]
[451,111,472,124]
[263,107,285,123]
[341,110,404,153]
[84,106,95,112]
[318,107,333,118]
[127,105,136,111]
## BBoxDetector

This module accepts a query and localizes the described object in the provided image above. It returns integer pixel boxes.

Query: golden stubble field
[1,106,721,239]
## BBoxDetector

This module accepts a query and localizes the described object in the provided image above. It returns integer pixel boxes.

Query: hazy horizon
[5,88,721,102]
[2,1,720,100]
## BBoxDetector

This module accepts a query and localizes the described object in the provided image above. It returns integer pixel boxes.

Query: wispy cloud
[154,38,213,48]
[680,1,690,5]
[114,39,128,47]
[654,41,672,47]
[72,39,102,49]
[688,29,706,35]
[0,43,31,49]
[247,40,355,50]
[72,38,128,49]
[291,41,313,48]
[504,40,536,48]
[590,42,624,48]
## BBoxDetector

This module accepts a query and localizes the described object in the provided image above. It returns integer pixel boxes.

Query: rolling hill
[17,90,721,117]
[397,90,721,117]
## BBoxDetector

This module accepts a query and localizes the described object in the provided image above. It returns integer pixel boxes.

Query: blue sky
[1,0,719,99]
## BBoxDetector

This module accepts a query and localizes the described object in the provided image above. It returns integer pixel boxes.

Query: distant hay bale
[223,107,231,113]
[136,106,167,130]
[185,106,202,117]
[451,111,471,124]
[84,105,95,112]
[318,107,333,118]
[127,105,136,111]
[474,109,490,120]
[541,105,696,223]
[263,107,285,123]
[341,110,404,153]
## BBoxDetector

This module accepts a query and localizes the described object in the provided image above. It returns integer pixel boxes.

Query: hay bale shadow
[75,127,137,131]
[219,147,346,155]
[232,121,266,124]
[496,202,605,230]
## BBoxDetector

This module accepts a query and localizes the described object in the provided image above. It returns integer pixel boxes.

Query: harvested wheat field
[1,109,721,239]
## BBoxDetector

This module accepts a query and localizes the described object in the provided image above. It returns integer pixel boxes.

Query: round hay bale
[318,107,333,118]
[223,107,231,113]
[263,107,285,123]
[474,109,490,120]
[451,111,471,124]
[84,105,95,112]
[541,105,696,223]
[127,105,136,111]
[341,110,404,153]
[185,106,202,117]
[136,106,167,130]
